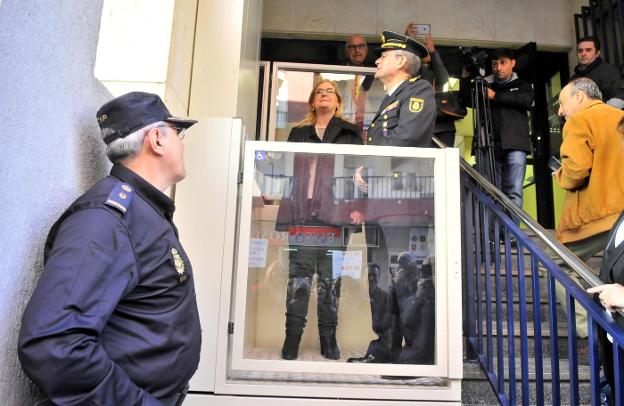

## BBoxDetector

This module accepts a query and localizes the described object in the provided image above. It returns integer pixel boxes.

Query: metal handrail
[459,158,603,288]
[433,136,603,288]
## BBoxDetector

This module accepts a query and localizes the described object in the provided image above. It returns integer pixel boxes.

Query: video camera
[460,47,489,78]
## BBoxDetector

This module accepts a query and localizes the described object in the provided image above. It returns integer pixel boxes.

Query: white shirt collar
[386,80,405,97]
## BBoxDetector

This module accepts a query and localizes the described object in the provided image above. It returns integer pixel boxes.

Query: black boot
[281,332,301,360]
[319,331,340,360]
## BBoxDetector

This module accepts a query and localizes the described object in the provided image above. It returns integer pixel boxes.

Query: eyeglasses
[315,88,336,96]
[346,44,367,50]
[156,125,187,140]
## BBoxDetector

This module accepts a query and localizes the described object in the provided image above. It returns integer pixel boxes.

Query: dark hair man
[18,92,201,406]
[571,36,624,109]
[460,48,533,209]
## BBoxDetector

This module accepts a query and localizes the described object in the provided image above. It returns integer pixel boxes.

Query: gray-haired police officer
[19,92,201,406]
[365,30,436,147]
[349,31,437,366]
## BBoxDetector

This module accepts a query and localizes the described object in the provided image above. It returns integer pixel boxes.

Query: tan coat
[556,100,624,243]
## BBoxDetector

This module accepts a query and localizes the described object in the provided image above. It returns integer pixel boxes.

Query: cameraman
[459,48,533,209]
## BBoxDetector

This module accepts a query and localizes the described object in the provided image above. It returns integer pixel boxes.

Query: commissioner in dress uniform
[348,31,437,366]
[18,92,201,406]
[365,31,436,147]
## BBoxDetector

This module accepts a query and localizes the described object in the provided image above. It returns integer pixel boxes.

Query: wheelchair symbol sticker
[255,151,267,161]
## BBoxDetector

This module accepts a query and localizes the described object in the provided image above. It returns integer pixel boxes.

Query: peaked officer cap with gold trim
[374,30,429,58]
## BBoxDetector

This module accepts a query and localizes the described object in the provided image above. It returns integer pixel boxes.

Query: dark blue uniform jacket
[19,164,201,405]
[366,76,436,147]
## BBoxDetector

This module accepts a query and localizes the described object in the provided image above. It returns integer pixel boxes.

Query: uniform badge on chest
[171,247,187,283]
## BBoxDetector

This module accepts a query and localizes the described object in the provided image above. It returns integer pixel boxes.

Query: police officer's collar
[111,164,175,219]
[386,80,405,96]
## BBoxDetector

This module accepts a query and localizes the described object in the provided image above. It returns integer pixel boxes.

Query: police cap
[97,92,198,145]
[374,30,429,58]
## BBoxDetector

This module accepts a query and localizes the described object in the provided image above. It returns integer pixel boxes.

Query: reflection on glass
[247,149,436,368]
[277,79,363,361]
[274,69,386,142]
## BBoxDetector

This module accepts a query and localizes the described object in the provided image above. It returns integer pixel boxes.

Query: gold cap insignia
[409,97,424,113]
[97,114,108,123]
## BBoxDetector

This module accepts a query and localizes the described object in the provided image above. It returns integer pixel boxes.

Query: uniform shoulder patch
[104,182,134,214]
[409,97,424,113]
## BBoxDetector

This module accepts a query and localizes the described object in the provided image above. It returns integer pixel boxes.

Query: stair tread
[473,321,579,338]
[463,357,592,381]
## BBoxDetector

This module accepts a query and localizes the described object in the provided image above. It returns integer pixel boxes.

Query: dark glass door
[513,42,569,228]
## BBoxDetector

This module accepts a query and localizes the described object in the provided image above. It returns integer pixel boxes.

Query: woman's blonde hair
[294,79,345,128]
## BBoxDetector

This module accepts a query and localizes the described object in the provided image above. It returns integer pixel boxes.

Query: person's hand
[587,283,624,312]
[404,23,418,38]
[354,166,368,193]
[423,33,435,53]
[487,88,496,100]
[350,210,365,225]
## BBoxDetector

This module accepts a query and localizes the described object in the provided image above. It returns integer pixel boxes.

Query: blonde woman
[276,79,362,360]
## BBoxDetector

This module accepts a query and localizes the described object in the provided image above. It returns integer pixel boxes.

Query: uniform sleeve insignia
[409,98,424,113]
[105,182,134,214]
[171,247,188,283]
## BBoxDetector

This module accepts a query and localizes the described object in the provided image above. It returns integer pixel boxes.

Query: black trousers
[284,246,342,336]
[365,228,436,364]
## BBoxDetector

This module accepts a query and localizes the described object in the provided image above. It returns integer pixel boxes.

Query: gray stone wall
[0,1,111,404]
[263,0,579,51]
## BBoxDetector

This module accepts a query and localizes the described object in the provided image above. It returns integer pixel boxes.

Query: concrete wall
[94,0,176,98]
[188,0,262,137]
[263,0,583,51]
[166,0,199,116]
[0,1,111,404]
[0,0,262,402]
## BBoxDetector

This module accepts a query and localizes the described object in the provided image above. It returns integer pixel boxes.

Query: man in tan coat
[555,77,624,339]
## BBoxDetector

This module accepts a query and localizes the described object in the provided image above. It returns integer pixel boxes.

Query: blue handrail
[461,157,624,405]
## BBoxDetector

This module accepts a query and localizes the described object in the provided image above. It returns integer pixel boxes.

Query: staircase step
[463,357,591,381]
[461,369,592,405]
[478,300,566,322]
[463,358,593,404]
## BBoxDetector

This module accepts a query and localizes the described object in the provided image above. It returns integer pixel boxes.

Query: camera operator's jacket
[460,73,533,152]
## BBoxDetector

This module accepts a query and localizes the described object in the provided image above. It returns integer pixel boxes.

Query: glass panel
[273,66,386,142]
[243,147,437,372]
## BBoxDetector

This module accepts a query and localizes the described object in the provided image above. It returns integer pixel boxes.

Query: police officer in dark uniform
[365,30,436,147]
[348,31,437,367]
[18,92,201,406]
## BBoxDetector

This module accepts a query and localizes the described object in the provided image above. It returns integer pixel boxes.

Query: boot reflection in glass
[281,267,341,360]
